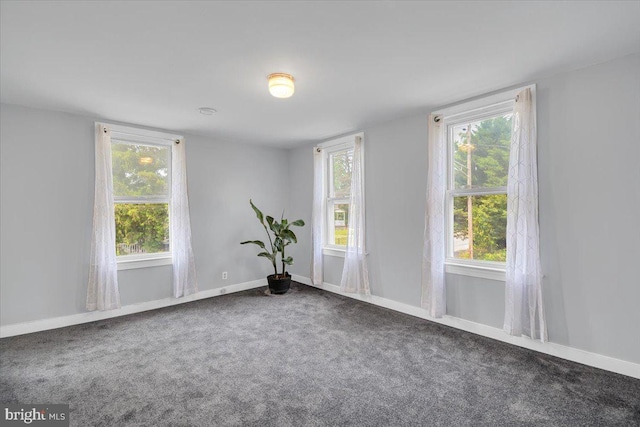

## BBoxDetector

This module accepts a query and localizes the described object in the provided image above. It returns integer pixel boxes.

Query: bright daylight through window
[447,104,513,264]
[326,146,354,248]
[111,140,171,259]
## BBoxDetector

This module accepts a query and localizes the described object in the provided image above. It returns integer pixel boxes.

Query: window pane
[115,203,169,256]
[332,203,349,246]
[331,150,353,198]
[453,194,507,261]
[112,142,170,198]
[452,115,512,189]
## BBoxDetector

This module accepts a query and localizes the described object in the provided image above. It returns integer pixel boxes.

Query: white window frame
[434,87,529,281]
[318,132,363,258]
[100,123,181,270]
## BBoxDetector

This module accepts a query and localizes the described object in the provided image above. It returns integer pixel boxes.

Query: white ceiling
[2,1,639,147]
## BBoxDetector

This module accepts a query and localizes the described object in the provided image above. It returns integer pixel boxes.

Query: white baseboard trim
[0,279,266,339]
[291,274,640,380]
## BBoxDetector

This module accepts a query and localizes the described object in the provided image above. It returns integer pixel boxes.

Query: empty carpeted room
[1,1,639,426]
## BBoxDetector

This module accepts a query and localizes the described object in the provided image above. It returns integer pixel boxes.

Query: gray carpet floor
[1,282,639,426]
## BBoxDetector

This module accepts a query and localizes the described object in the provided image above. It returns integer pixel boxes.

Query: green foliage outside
[115,204,169,255]
[332,149,353,198]
[454,194,507,261]
[332,150,353,246]
[453,116,511,262]
[335,228,348,246]
[111,143,170,255]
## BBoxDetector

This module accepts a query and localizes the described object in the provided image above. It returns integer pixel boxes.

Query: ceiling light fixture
[198,107,217,115]
[268,73,295,98]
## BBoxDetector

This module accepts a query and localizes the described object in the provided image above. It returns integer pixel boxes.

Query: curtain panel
[421,114,447,318]
[171,138,198,298]
[504,87,547,342]
[87,124,121,311]
[311,147,325,285]
[340,136,370,295]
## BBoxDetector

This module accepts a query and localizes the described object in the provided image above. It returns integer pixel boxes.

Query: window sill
[323,248,346,258]
[445,261,505,281]
[117,255,172,271]
[322,248,371,258]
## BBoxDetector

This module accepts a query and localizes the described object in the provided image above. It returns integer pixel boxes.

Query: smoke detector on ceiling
[198,107,217,115]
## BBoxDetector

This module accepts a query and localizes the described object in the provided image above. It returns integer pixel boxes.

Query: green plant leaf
[290,219,305,227]
[280,229,297,243]
[274,237,284,251]
[283,256,293,265]
[269,219,281,234]
[249,199,264,225]
[240,240,266,249]
[257,251,275,261]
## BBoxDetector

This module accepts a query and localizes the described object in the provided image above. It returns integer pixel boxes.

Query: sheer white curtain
[504,87,547,342]
[421,114,446,318]
[87,124,121,311]
[311,147,325,285]
[340,136,370,295]
[171,138,198,298]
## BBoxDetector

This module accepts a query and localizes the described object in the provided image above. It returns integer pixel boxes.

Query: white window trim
[445,261,506,281]
[318,133,364,258]
[433,85,533,281]
[99,122,182,269]
[117,254,173,271]
[323,247,347,258]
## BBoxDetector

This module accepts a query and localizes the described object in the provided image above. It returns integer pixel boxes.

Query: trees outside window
[327,148,353,247]
[111,141,170,257]
[448,110,513,263]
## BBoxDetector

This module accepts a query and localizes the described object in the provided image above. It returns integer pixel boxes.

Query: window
[443,99,514,277]
[108,125,179,269]
[318,133,362,256]
[327,147,353,247]
[112,140,170,257]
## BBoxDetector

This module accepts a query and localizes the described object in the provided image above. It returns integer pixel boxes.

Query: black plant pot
[267,274,291,295]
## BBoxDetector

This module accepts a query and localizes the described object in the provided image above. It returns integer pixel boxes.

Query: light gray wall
[286,142,314,278]
[0,104,289,325]
[535,53,640,362]
[288,53,640,364]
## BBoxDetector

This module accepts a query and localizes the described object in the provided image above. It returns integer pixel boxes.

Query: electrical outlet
[222,271,228,280]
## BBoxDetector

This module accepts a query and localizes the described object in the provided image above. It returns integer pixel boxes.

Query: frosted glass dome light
[268,73,295,98]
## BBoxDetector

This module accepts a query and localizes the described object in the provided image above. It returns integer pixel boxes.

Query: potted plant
[241,200,305,294]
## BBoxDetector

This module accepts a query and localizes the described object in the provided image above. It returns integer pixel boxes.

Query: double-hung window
[109,126,178,269]
[318,133,362,256]
[444,100,514,279]
[327,146,353,248]
[89,122,197,306]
